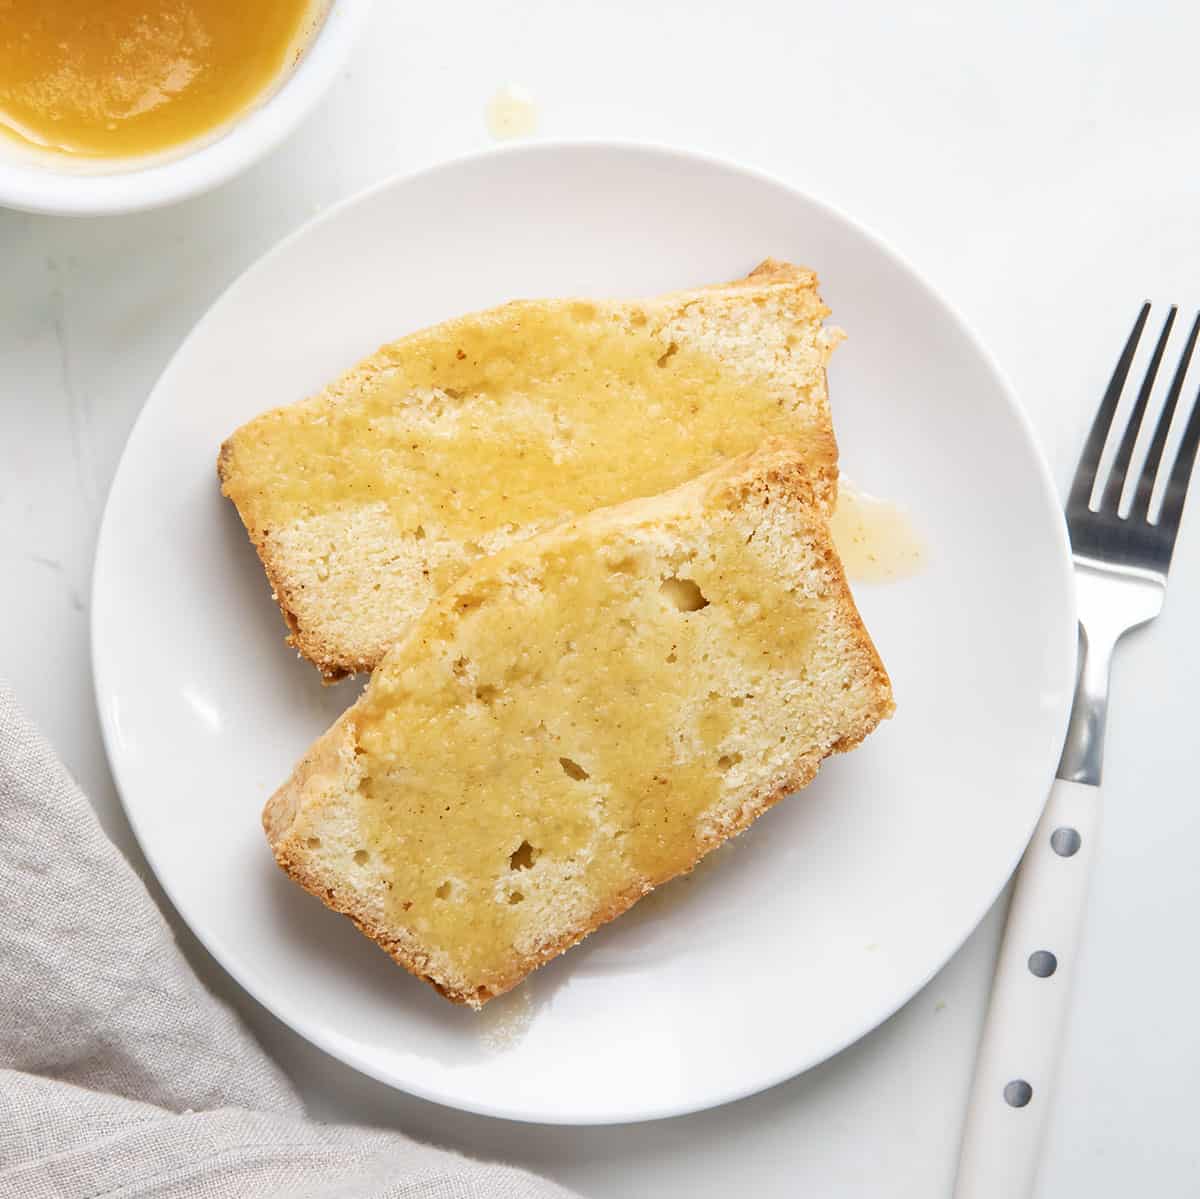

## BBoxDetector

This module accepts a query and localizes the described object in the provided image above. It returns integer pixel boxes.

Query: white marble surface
[3,1,1199,1194]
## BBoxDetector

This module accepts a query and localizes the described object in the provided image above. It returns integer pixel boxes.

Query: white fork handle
[954,778,1100,1199]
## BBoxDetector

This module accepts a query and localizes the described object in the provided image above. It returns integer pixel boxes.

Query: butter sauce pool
[0,0,322,160]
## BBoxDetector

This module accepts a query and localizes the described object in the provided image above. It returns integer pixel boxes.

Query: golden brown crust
[262,441,893,1006]
[743,440,893,721]
[739,257,816,286]
[217,444,361,682]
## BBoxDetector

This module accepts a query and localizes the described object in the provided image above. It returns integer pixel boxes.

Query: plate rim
[91,138,1078,1125]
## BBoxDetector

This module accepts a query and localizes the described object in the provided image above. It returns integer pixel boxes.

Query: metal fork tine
[1130,311,1200,521]
[1099,307,1176,513]
[1157,380,1200,539]
[1068,303,1151,514]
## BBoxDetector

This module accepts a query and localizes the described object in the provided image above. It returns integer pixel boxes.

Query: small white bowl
[0,1,372,217]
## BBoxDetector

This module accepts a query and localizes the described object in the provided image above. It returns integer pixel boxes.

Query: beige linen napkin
[0,685,579,1199]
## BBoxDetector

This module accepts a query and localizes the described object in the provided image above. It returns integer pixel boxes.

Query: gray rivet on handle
[1050,827,1081,857]
[1028,950,1058,978]
[1004,1080,1033,1108]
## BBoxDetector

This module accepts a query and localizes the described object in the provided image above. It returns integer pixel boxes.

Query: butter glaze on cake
[219,260,843,679]
[263,441,893,1006]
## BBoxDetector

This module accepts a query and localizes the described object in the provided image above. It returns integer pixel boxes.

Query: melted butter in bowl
[0,0,326,165]
[831,480,927,583]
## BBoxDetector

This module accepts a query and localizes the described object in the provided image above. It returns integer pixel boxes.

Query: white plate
[93,142,1076,1125]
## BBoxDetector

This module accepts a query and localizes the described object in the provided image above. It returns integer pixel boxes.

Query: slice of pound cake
[263,440,893,1006]
[220,260,843,679]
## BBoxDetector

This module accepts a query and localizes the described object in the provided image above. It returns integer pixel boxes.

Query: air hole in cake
[509,840,539,870]
[717,753,743,771]
[435,881,452,900]
[559,757,589,781]
[660,577,709,612]
[656,341,679,368]
[413,525,426,540]
[475,684,500,704]
[306,836,321,849]
[508,890,525,905]
[353,849,369,865]
[666,648,678,663]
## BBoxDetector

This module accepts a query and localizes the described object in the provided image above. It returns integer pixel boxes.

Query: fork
[954,304,1200,1199]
